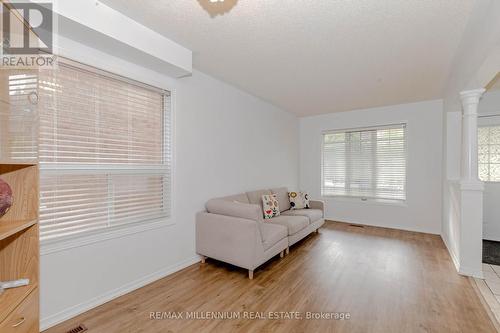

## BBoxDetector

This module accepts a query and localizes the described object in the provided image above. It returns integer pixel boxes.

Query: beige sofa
[196,187,325,279]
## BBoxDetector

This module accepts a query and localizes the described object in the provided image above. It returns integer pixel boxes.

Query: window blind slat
[322,124,406,201]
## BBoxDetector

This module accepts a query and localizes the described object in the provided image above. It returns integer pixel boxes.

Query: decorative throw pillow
[289,191,310,210]
[262,194,280,219]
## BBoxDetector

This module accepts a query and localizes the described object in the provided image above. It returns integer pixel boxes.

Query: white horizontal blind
[322,124,406,201]
[38,61,171,242]
[0,71,38,162]
[479,125,500,182]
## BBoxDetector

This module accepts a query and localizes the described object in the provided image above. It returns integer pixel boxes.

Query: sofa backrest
[271,187,290,212]
[219,193,250,204]
[246,189,272,210]
[214,188,291,214]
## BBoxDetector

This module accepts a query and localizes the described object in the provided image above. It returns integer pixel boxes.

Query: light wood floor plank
[43,221,496,333]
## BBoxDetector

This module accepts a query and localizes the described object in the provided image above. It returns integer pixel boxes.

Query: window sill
[321,195,408,207]
[40,218,175,256]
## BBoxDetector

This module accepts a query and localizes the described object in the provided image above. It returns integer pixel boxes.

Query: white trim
[168,86,177,229]
[322,122,407,135]
[321,195,408,207]
[441,232,484,278]
[478,115,500,125]
[40,255,201,331]
[441,233,460,273]
[41,218,174,255]
[459,266,484,279]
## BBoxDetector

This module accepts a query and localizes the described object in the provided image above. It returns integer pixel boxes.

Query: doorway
[479,86,500,265]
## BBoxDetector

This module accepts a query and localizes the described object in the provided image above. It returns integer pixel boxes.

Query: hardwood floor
[44,221,496,333]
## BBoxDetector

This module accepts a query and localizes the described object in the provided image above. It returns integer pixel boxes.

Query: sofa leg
[280,250,284,258]
[248,270,254,280]
[286,246,290,255]
[201,256,206,264]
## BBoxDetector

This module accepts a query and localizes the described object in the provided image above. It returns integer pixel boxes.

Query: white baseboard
[441,233,460,273]
[459,265,484,279]
[441,234,484,279]
[40,255,201,331]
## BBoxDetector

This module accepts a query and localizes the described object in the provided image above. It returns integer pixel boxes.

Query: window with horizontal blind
[321,124,407,201]
[479,125,500,182]
[37,60,171,242]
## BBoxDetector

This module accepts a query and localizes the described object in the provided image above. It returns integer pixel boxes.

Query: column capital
[460,88,486,113]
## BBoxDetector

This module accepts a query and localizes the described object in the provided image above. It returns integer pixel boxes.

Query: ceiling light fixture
[198,0,237,17]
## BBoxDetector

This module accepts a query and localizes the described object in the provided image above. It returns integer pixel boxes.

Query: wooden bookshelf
[0,164,39,332]
[0,8,40,332]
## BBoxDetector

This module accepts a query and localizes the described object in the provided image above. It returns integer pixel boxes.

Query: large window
[479,125,500,182]
[38,61,171,242]
[321,124,407,201]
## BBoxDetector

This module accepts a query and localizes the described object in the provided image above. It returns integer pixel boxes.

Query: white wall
[441,111,462,269]
[299,100,443,234]
[483,182,500,241]
[479,91,500,241]
[40,37,299,329]
[479,89,500,116]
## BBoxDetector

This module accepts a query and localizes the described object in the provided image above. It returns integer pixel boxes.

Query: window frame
[320,123,408,202]
[39,57,175,252]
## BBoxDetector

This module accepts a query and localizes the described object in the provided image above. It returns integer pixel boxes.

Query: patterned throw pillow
[262,194,281,219]
[289,192,310,210]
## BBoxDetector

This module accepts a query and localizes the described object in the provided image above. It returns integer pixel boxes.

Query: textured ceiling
[100,0,478,116]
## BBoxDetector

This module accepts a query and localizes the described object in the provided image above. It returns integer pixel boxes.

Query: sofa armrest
[206,199,263,222]
[309,200,325,215]
[196,212,262,270]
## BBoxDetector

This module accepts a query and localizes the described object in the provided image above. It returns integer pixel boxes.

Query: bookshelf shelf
[0,219,37,241]
[0,164,39,332]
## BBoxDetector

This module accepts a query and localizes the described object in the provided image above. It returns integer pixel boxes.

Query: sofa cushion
[271,187,291,212]
[267,215,309,236]
[220,193,250,204]
[289,191,310,209]
[260,223,287,250]
[246,189,271,209]
[282,209,323,223]
[262,194,280,219]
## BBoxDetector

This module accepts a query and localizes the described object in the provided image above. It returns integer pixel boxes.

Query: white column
[460,89,485,182]
[458,88,485,278]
